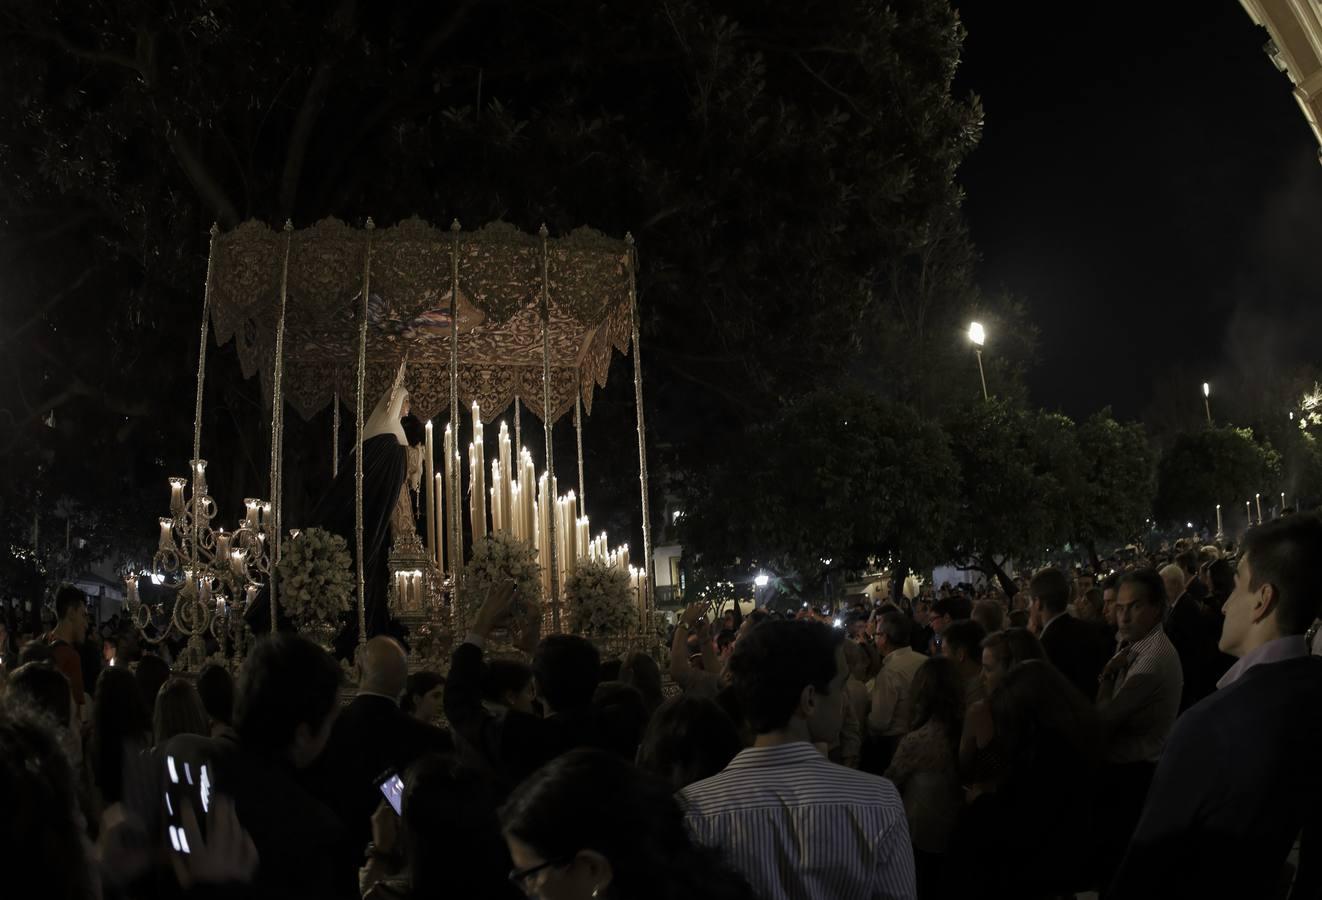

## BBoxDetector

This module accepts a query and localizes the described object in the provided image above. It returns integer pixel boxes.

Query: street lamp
[1202,382,1212,426]
[968,322,988,401]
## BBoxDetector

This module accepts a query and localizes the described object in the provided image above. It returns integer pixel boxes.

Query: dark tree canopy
[1154,427,1280,530]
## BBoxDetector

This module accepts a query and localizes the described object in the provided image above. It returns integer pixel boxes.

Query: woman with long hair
[638,695,743,791]
[885,656,966,896]
[90,666,152,807]
[401,671,446,722]
[959,626,1044,779]
[951,660,1101,898]
[153,677,211,746]
[501,748,755,900]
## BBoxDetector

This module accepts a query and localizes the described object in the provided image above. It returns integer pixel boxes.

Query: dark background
[955,1,1322,421]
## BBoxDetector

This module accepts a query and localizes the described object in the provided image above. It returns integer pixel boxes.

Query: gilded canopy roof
[208,217,635,424]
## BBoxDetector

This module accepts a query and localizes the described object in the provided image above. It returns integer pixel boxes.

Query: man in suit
[1030,567,1106,701]
[1160,563,1224,712]
[304,635,453,856]
[1111,514,1322,899]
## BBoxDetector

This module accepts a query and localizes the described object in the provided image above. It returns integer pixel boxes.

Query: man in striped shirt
[680,619,917,900]
[1094,568,1184,885]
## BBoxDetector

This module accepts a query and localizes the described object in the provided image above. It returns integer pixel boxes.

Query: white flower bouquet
[276,527,353,623]
[460,532,543,623]
[565,561,638,636]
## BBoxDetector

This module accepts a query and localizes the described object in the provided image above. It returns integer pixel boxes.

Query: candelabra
[386,531,451,670]
[126,459,272,671]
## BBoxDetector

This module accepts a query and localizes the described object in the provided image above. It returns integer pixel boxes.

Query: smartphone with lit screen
[163,752,214,856]
[378,771,404,815]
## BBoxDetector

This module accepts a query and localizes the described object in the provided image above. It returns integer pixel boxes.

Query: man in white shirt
[681,619,916,900]
[865,610,926,772]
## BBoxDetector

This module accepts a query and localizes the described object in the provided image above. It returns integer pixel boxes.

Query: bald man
[1161,563,1222,712]
[303,636,452,856]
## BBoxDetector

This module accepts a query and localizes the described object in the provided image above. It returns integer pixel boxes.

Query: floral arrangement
[460,532,542,623]
[276,527,353,623]
[564,561,638,636]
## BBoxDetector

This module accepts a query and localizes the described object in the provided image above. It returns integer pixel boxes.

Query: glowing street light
[754,573,770,588]
[968,322,988,401]
[1202,382,1212,426]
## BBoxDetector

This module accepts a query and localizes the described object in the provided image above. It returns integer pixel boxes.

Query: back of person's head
[402,670,446,716]
[6,662,71,727]
[841,639,868,681]
[909,656,965,744]
[981,627,1045,672]
[154,678,210,746]
[878,609,912,647]
[1207,558,1235,598]
[619,652,664,713]
[715,629,736,655]
[1240,512,1322,634]
[1029,568,1071,615]
[533,634,600,713]
[235,634,342,760]
[638,695,743,791]
[1176,549,1199,577]
[1080,587,1104,618]
[593,681,651,761]
[727,619,842,735]
[1159,564,1186,604]
[359,636,408,698]
[942,619,987,663]
[195,662,235,728]
[92,666,151,804]
[401,753,515,899]
[483,659,534,707]
[1100,572,1120,594]
[0,697,94,899]
[971,599,1004,634]
[599,658,624,682]
[1197,545,1221,566]
[54,585,85,623]
[1007,609,1030,629]
[501,748,754,900]
[134,654,171,715]
[991,660,1100,784]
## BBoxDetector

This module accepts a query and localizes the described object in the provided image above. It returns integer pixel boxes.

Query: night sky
[954,2,1322,422]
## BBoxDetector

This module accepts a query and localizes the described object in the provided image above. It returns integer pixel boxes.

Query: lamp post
[969,322,988,401]
[1203,382,1212,426]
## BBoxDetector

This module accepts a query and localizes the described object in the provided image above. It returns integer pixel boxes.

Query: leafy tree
[1072,409,1155,567]
[1154,427,1280,532]
[944,400,1077,586]
[680,389,958,587]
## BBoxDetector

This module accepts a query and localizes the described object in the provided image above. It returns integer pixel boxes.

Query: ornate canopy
[208,217,635,424]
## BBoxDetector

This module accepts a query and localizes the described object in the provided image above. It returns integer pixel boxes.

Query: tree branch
[0,267,97,349]
[166,127,241,228]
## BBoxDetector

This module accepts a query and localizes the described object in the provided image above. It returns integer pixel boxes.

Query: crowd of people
[4,514,1322,899]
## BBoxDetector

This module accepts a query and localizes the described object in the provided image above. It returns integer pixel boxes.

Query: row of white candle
[1215,492,1289,535]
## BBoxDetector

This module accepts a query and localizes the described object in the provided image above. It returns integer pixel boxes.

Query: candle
[191,459,208,495]
[443,425,457,572]
[1256,493,1263,525]
[472,403,487,540]
[216,529,231,560]
[244,499,261,530]
[230,549,247,578]
[619,544,629,573]
[425,421,436,560]
[435,473,444,569]
[198,576,211,607]
[1282,492,1288,513]
[1246,500,1252,526]
[159,518,175,551]
[169,477,188,515]
[245,584,258,607]
[261,502,273,529]
[499,422,513,534]
[491,460,503,533]
[124,574,139,607]
[1216,504,1223,536]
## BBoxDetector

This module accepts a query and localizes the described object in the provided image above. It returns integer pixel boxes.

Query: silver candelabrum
[125,459,271,670]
